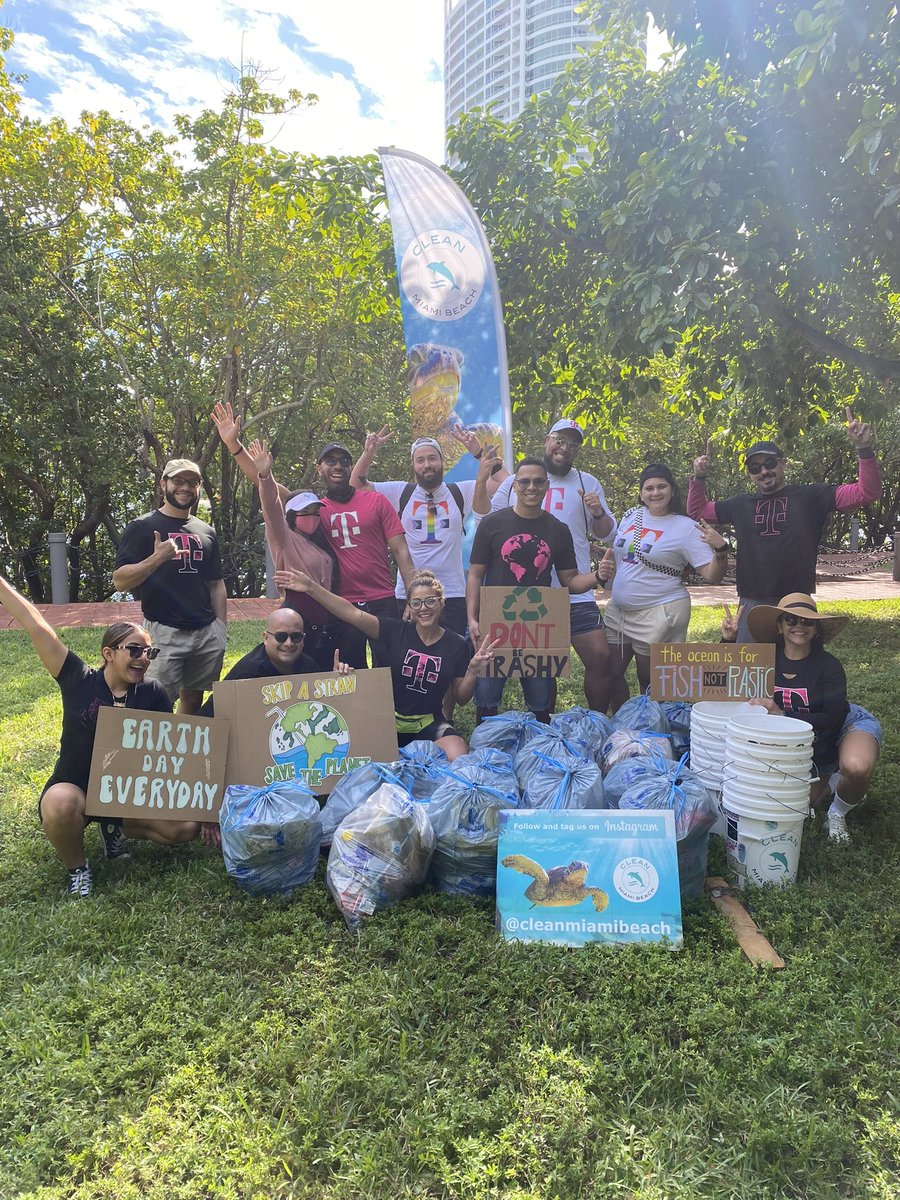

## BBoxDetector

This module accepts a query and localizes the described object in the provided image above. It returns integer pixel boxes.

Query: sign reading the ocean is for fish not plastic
[495,809,682,948]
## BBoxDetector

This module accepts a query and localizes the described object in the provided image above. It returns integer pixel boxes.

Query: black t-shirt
[198,642,319,716]
[715,485,837,599]
[470,508,577,586]
[44,650,172,794]
[372,617,472,725]
[772,643,848,768]
[116,510,223,629]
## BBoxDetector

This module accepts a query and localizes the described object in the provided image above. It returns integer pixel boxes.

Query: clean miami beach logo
[400,229,485,323]
[613,857,659,903]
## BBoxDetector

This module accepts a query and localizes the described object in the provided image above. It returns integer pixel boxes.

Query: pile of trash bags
[220,780,322,897]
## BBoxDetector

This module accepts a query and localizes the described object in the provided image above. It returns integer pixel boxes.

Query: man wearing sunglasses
[687,409,881,640]
[114,458,227,714]
[199,608,348,716]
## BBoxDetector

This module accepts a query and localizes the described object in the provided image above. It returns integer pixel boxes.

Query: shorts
[475,674,553,714]
[570,600,603,638]
[603,595,691,658]
[397,720,460,748]
[840,704,883,746]
[144,618,227,699]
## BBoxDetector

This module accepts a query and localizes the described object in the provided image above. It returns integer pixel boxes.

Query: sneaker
[99,819,129,860]
[826,807,851,843]
[67,862,93,898]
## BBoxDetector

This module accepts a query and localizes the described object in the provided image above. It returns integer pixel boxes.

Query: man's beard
[165,487,194,511]
[543,453,568,478]
[326,482,354,501]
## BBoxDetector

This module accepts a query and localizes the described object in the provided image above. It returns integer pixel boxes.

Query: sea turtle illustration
[501,855,609,912]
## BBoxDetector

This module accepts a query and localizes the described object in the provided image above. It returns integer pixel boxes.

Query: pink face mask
[295,514,320,535]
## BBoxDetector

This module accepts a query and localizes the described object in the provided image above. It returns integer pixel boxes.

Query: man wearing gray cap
[113,458,227,713]
[687,409,882,640]
[349,426,499,636]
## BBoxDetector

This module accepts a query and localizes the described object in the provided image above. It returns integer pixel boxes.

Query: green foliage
[0,604,899,1197]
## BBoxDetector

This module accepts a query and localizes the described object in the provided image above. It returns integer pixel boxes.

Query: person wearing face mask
[687,408,881,641]
[598,464,728,709]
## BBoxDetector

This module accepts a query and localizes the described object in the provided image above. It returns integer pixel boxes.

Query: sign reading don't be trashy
[479,586,571,679]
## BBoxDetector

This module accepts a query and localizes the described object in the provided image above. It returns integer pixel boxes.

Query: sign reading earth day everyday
[479,585,571,679]
[213,667,399,795]
[649,643,775,703]
[496,809,682,948]
[84,708,229,822]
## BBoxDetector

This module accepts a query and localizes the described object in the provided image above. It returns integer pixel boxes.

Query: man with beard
[114,459,226,714]
[489,420,616,713]
[687,409,881,641]
[349,426,500,636]
[467,458,605,723]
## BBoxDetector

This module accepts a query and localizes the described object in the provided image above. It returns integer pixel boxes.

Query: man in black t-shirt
[114,458,227,714]
[466,458,603,722]
[199,608,323,716]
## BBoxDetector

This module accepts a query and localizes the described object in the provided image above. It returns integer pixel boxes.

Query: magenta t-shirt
[319,489,404,602]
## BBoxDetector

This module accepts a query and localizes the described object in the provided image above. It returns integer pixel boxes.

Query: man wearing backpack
[350,427,500,636]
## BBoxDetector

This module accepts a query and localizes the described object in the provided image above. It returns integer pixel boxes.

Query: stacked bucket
[689,702,757,835]
[721,712,814,888]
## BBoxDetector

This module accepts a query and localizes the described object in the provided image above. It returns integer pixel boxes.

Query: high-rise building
[444,0,602,134]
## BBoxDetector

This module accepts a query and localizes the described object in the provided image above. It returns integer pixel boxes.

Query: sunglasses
[747,457,780,474]
[408,596,440,610]
[781,614,816,628]
[516,477,549,489]
[116,644,161,660]
[266,631,305,644]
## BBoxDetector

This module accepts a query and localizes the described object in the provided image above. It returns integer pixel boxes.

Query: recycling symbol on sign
[502,587,548,622]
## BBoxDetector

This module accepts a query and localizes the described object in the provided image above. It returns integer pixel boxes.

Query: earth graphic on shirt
[270,701,350,776]
[500,533,551,583]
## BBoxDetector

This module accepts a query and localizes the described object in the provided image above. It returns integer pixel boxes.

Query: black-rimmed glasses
[116,644,162,660]
[408,596,440,610]
[265,631,305,645]
[747,458,779,474]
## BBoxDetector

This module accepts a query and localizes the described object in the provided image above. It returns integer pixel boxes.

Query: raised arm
[453,634,501,706]
[692,519,729,584]
[835,408,882,509]
[472,446,500,515]
[687,439,720,522]
[350,426,393,490]
[0,573,68,676]
[211,402,294,505]
[273,569,380,639]
[578,485,615,542]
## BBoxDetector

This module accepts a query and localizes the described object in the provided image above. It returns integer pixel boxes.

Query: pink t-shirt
[319,489,404,603]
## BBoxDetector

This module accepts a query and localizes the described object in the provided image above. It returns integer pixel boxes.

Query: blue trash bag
[611,694,671,735]
[518,747,606,811]
[397,740,449,803]
[662,701,693,757]
[601,728,674,774]
[427,763,521,896]
[551,707,613,755]
[446,747,517,785]
[603,751,673,808]
[618,758,718,899]
[326,782,436,929]
[513,730,594,792]
[469,710,545,757]
[320,761,407,846]
[220,779,323,897]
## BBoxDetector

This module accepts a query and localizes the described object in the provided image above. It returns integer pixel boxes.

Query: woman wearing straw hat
[737,593,881,843]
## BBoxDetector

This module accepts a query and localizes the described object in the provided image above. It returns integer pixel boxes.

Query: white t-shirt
[610,508,712,608]
[490,468,616,604]
[374,479,477,599]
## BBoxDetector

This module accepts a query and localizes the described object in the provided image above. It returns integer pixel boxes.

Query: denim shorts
[569,600,603,637]
[840,704,882,746]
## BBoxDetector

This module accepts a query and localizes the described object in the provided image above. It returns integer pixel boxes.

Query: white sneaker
[826,807,850,843]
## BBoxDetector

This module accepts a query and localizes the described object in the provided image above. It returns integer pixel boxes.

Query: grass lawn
[1,601,898,1200]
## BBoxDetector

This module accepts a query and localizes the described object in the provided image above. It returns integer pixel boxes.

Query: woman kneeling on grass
[0,573,202,898]
[274,567,498,760]
[723,593,881,844]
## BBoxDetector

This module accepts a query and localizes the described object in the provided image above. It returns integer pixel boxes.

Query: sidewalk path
[0,574,897,631]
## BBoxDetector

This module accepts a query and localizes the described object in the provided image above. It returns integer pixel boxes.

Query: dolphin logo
[627,871,645,887]
[769,852,790,872]
[426,261,459,290]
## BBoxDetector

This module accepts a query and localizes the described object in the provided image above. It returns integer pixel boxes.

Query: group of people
[0,403,883,895]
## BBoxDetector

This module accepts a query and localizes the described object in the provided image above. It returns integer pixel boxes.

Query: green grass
[0,604,898,1199]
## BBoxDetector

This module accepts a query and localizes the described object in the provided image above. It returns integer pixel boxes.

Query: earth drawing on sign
[268,701,351,777]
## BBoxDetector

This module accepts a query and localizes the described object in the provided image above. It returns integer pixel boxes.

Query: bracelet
[231,443,244,456]
[472,448,483,459]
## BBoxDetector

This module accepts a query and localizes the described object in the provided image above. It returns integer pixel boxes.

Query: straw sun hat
[747,593,849,644]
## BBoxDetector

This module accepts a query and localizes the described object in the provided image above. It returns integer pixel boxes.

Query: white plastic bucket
[726,713,814,749]
[724,744,813,771]
[693,701,758,724]
[722,804,806,888]
[722,765,815,792]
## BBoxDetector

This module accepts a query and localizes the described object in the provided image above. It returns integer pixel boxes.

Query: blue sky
[0,0,446,161]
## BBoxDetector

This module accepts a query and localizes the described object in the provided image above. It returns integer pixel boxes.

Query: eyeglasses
[781,614,816,628]
[116,644,162,660]
[550,436,579,449]
[322,455,351,467]
[168,476,201,488]
[515,478,549,490]
[747,458,780,474]
[408,596,440,610]
[265,631,305,644]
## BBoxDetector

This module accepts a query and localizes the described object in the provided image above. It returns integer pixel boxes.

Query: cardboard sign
[85,708,229,822]
[213,667,399,795]
[649,642,775,703]
[479,585,572,679]
[496,809,682,948]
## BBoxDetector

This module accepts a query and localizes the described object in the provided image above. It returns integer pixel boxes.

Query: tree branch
[760,292,900,380]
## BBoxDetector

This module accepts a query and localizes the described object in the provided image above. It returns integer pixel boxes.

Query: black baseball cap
[742,440,784,462]
[317,442,352,464]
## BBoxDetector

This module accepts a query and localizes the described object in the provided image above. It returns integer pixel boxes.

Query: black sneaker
[67,862,93,898]
[99,819,129,860]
